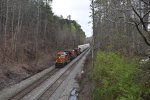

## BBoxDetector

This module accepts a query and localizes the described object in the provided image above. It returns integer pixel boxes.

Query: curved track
[8,49,90,100]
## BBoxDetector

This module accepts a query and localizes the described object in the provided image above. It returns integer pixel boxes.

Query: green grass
[91,51,142,100]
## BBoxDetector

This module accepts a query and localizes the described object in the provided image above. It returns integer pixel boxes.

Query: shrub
[92,51,141,100]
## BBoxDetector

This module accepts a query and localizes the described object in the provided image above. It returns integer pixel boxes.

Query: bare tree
[132,0,150,46]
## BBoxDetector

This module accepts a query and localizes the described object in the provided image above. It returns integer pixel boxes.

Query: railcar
[78,43,90,52]
[74,48,81,55]
[70,50,77,60]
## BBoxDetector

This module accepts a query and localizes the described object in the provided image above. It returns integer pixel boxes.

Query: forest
[0,0,85,89]
[92,0,150,55]
[89,0,150,100]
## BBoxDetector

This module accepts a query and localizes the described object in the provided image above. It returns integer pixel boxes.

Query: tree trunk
[4,0,9,48]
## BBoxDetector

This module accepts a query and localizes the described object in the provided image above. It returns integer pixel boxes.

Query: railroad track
[9,68,59,100]
[8,48,90,100]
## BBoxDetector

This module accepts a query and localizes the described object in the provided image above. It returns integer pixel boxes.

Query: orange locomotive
[55,51,70,67]
[55,49,78,67]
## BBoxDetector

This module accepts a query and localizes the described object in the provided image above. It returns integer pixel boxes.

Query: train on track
[55,43,90,68]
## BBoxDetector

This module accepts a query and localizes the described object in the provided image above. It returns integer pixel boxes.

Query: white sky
[51,0,92,37]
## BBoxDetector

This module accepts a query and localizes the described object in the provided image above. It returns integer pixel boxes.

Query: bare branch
[132,6,148,32]
[132,6,141,19]
[104,17,135,25]
[134,22,150,46]
[140,0,150,6]
[143,10,150,19]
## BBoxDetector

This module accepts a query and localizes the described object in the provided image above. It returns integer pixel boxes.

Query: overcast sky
[51,0,92,37]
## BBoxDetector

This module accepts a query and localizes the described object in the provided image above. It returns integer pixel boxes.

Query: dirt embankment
[0,53,55,90]
[78,52,93,100]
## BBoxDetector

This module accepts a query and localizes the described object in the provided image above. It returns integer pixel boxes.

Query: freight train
[55,43,90,68]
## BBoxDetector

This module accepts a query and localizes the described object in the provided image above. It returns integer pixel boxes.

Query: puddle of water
[69,88,79,100]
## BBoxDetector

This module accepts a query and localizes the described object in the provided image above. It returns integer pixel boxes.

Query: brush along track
[9,49,89,100]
